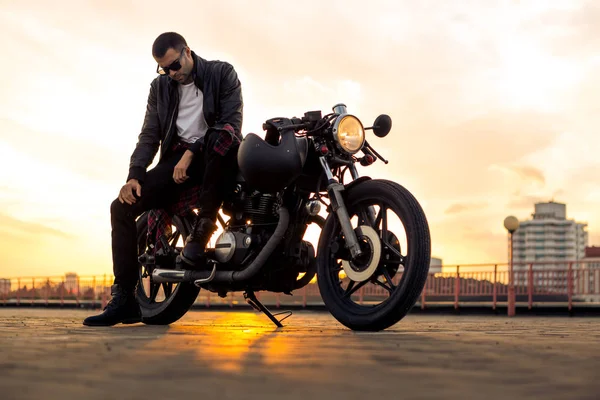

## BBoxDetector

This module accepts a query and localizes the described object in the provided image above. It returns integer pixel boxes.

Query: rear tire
[317,179,431,331]
[135,212,201,325]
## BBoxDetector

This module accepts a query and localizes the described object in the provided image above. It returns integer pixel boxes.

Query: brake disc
[341,225,382,282]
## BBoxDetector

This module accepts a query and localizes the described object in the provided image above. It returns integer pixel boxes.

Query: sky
[1,0,599,278]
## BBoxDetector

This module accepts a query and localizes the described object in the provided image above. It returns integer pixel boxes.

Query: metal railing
[1,261,599,313]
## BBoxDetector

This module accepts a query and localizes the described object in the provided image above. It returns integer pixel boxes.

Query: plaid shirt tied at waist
[147,125,239,253]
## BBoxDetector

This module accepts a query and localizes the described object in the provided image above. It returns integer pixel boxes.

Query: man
[83,32,243,326]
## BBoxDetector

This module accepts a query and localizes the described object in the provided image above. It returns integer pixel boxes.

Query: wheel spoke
[342,279,368,299]
[344,280,355,295]
[358,209,370,226]
[380,267,396,290]
[331,259,343,272]
[149,283,160,302]
[162,282,173,298]
[374,204,384,230]
[382,239,403,259]
[170,231,180,247]
[381,205,388,237]
[372,278,393,294]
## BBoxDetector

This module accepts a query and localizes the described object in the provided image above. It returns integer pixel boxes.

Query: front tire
[317,179,431,331]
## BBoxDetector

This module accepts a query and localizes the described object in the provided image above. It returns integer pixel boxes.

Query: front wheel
[316,179,431,331]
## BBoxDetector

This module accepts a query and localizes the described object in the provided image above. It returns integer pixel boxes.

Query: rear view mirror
[372,114,392,137]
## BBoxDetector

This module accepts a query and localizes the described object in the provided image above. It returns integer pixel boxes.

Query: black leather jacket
[127,51,243,183]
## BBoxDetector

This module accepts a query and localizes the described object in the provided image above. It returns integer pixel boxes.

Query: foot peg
[244,290,291,328]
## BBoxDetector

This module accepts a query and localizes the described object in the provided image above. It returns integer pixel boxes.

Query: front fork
[319,158,376,259]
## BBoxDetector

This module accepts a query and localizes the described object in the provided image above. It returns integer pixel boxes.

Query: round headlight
[332,115,365,154]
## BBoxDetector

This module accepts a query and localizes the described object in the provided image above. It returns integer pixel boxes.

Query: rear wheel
[135,212,201,325]
[317,179,431,331]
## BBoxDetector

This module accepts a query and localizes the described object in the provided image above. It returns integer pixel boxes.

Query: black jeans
[111,133,239,289]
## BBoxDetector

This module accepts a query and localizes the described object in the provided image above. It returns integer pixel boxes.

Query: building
[0,279,10,295]
[511,201,588,289]
[65,272,78,294]
[429,257,442,274]
[575,246,600,302]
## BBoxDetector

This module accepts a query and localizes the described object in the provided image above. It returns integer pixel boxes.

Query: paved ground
[0,309,599,400]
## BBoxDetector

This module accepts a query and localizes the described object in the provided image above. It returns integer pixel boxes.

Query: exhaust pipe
[152,207,290,284]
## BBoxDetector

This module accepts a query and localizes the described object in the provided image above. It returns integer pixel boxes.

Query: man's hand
[174,150,194,184]
[118,179,142,205]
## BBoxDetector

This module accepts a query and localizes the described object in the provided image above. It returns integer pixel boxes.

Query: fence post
[528,263,533,310]
[76,277,80,307]
[102,275,107,309]
[454,266,460,310]
[45,278,49,306]
[91,276,96,308]
[568,262,573,312]
[493,265,497,310]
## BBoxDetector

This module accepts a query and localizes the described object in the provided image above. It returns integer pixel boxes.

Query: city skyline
[2,1,600,278]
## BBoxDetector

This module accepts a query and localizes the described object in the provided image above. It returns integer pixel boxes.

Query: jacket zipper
[161,90,180,159]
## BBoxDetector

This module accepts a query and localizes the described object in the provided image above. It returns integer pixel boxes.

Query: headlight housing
[332,115,365,154]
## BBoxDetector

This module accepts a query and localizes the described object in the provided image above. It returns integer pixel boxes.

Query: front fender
[344,176,371,192]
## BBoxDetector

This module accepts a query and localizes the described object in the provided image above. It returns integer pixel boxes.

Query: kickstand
[244,291,291,328]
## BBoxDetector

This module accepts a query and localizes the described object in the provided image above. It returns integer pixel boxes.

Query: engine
[214,191,281,266]
[214,188,316,292]
[214,231,253,264]
[242,192,280,225]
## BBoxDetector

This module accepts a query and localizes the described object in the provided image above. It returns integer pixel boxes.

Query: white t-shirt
[176,82,209,144]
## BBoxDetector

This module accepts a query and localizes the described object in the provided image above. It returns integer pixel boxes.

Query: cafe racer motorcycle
[135,103,431,331]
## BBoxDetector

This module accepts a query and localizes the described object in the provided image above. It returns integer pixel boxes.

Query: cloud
[507,196,549,210]
[0,213,71,239]
[505,166,546,185]
[533,2,600,60]
[0,119,127,184]
[445,202,489,215]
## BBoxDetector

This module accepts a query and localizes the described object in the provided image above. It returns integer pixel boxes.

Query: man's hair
[152,32,187,58]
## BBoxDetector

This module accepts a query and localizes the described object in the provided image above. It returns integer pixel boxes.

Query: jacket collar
[191,50,205,92]
[167,50,206,91]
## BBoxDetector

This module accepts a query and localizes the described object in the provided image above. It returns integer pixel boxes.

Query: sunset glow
[1,0,599,277]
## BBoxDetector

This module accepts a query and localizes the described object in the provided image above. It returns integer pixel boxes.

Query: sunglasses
[156,48,185,76]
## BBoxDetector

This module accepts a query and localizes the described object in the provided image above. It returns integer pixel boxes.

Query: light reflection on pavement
[1,309,599,400]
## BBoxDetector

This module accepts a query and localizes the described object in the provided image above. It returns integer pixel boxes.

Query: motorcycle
[135,103,431,331]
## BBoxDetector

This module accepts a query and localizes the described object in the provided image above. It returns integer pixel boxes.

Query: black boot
[180,217,217,267]
[83,284,142,326]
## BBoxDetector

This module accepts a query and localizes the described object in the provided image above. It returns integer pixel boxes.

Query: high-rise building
[511,201,588,288]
